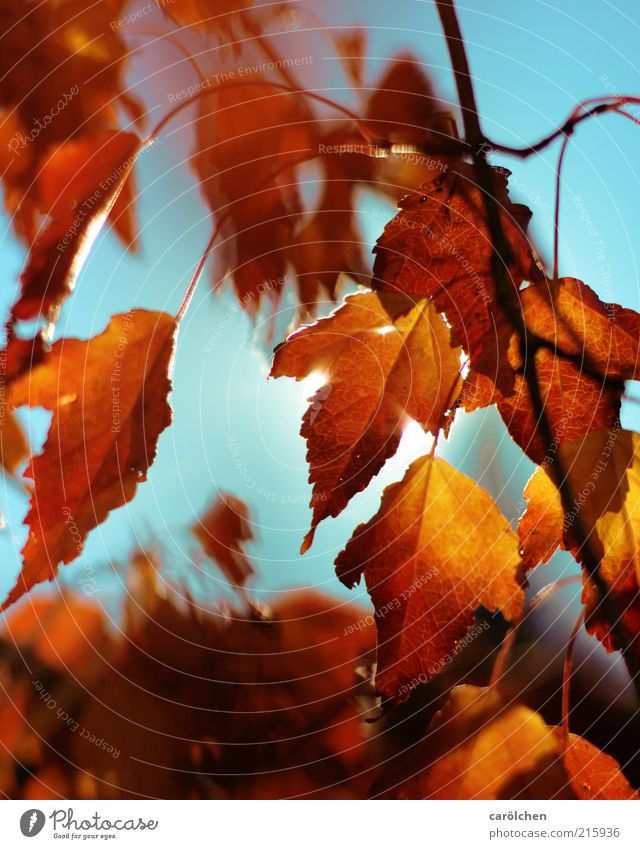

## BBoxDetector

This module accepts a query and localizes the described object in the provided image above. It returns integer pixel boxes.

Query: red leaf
[271,291,462,552]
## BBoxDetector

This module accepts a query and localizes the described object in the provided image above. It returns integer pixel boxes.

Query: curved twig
[488,97,640,159]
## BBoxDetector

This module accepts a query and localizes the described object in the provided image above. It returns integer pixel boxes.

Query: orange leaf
[3,310,177,609]
[159,0,252,35]
[364,55,447,146]
[333,29,367,89]
[0,411,29,477]
[0,333,47,476]
[271,291,462,552]
[335,456,523,700]
[288,147,371,308]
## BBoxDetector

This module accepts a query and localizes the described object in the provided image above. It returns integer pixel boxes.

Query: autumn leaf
[333,29,367,90]
[191,54,462,315]
[0,550,377,799]
[192,493,255,589]
[364,55,449,146]
[12,131,141,326]
[0,412,28,477]
[518,466,562,575]
[518,427,640,661]
[335,455,523,700]
[271,290,462,552]
[373,162,541,368]
[157,0,253,38]
[288,132,372,308]
[285,57,459,310]
[0,333,47,477]
[464,278,640,463]
[194,80,313,308]
[380,688,634,799]
[2,310,177,610]
[379,686,571,799]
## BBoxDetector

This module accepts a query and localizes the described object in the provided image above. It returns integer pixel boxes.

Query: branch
[488,97,640,159]
[436,0,640,695]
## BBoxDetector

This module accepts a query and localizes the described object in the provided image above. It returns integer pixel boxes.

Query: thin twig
[175,150,315,321]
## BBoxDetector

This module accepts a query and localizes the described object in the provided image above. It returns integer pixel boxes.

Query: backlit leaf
[464,279,640,463]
